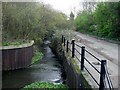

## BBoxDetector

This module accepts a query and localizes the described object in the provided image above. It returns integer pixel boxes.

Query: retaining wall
[51,39,91,90]
[1,41,34,71]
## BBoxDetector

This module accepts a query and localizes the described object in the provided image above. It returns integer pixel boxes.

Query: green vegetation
[2,41,22,46]
[2,2,68,45]
[22,82,69,90]
[2,40,30,46]
[32,50,43,64]
[75,11,94,33]
[75,2,120,41]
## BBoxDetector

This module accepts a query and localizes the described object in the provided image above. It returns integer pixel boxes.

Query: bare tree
[82,0,97,14]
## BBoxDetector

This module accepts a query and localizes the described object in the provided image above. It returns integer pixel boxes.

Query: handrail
[85,49,101,62]
[84,66,100,86]
[74,54,81,63]
[62,35,114,89]
[75,43,82,48]
[68,48,72,52]
[68,41,71,44]
[84,57,100,74]
[105,65,114,90]
[74,48,81,55]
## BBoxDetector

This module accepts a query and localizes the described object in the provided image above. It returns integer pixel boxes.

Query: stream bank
[2,40,66,89]
[50,37,92,90]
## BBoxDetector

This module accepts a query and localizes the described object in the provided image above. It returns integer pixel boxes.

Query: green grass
[31,50,43,64]
[22,82,69,90]
[2,40,31,46]
[2,41,21,46]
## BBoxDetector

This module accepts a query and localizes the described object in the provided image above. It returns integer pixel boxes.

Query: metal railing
[62,35,114,90]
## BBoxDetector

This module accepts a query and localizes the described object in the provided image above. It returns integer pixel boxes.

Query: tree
[75,2,120,40]
[70,11,74,20]
[82,0,97,14]
[93,2,120,38]
[2,2,69,44]
[75,11,94,32]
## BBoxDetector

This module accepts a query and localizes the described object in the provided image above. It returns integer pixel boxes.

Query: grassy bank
[31,50,43,64]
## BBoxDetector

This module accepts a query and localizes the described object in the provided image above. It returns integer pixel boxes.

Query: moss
[80,73,92,89]
[62,45,92,89]
[65,52,80,73]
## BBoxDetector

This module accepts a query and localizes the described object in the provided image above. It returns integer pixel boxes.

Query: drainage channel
[2,40,66,89]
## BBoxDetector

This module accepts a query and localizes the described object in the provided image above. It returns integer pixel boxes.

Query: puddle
[92,62,101,65]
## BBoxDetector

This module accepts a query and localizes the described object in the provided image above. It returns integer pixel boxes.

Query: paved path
[71,31,119,88]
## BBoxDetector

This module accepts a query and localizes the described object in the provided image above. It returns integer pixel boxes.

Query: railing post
[72,39,75,58]
[64,36,65,46]
[62,35,64,43]
[66,40,69,52]
[99,60,106,90]
[81,46,85,70]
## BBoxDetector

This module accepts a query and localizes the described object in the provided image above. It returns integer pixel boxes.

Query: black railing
[62,35,114,90]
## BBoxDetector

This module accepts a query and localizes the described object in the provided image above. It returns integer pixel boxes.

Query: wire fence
[62,35,114,90]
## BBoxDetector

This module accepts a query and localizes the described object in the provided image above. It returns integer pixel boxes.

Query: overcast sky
[41,0,83,16]
[38,0,119,17]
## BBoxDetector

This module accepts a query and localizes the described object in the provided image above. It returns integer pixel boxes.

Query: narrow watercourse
[2,40,66,89]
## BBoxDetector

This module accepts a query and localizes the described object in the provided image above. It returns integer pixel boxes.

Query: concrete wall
[50,39,92,90]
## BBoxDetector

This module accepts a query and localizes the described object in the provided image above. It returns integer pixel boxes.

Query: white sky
[38,0,119,17]
[40,0,83,16]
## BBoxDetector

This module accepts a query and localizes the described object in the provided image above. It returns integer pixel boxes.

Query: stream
[2,41,66,89]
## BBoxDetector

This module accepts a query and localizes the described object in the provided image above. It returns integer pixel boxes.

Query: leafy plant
[22,82,69,90]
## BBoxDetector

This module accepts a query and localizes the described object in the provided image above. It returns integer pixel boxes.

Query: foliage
[93,2,120,39]
[2,41,21,46]
[32,50,43,64]
[75,11,94,33]
[2,2,68,44]
[22,82,69,90]
[2,40,30,46]
[75,2,120,41]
